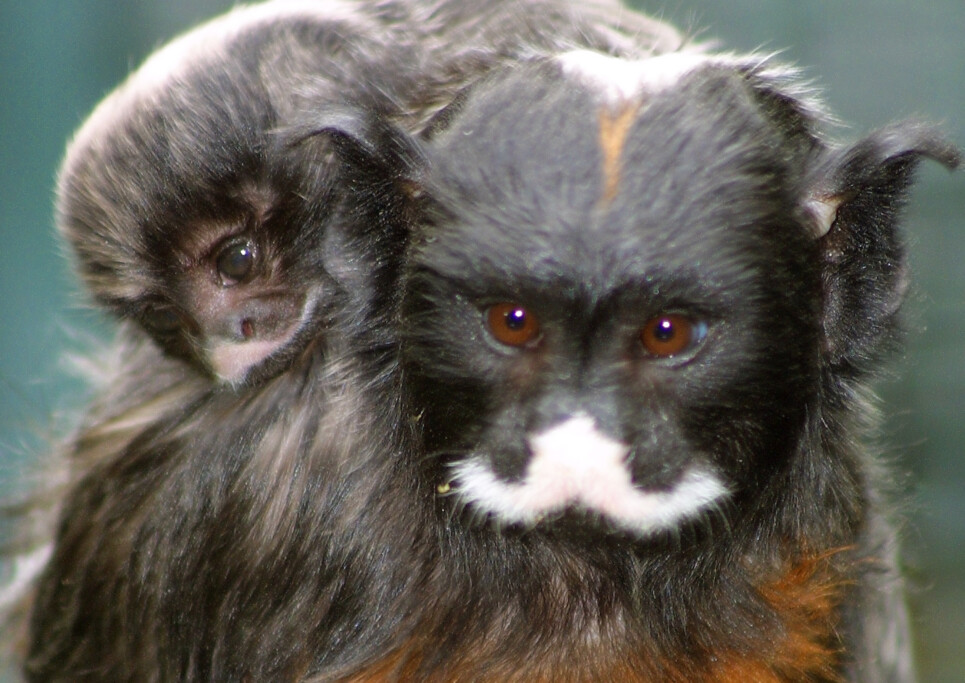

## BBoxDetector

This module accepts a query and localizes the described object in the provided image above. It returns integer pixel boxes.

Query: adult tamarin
[311,51,959,680]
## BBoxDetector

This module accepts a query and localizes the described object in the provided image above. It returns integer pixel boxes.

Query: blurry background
[0,1,961,680]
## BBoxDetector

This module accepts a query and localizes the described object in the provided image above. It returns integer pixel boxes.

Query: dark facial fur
[405,60,827,531]
[18,1,688,680]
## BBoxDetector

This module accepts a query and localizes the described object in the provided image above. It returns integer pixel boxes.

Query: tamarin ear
[288,106,427,198]
[804,121,960,370]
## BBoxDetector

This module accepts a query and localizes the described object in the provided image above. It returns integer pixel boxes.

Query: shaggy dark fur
[17,1,685,680]
[11,2,959,682]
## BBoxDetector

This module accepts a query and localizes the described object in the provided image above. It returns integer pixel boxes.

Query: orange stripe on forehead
[597,103,640,204]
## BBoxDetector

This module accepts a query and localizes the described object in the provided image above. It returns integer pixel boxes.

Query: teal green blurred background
[1,2,962,679]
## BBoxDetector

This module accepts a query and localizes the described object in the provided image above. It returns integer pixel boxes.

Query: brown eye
[216,239,256,285]
[486,303,541,347]
[142,304,182,335]
[640,314,707,358]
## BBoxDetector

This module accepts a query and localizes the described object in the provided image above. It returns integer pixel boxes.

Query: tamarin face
[397,52,957,537]
[83,162,336,387]
[55,5,395,386]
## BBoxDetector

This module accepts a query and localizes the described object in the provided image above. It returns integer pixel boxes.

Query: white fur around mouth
[450,414,727,535]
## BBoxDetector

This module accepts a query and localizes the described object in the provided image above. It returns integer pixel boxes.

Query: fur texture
[17,0,685,679]
[12,2,959,682]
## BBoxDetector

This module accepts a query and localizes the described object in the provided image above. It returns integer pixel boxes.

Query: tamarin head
[323,51,959,538]
[55,4,405,386]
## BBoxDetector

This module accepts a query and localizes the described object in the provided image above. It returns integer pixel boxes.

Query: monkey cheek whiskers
[452,414,727,536]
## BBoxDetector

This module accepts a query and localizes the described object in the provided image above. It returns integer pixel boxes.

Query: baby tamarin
[20,0,683,679]
[54,1,412,386]
[314,52,958,680]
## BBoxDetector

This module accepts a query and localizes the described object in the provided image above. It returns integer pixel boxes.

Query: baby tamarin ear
[804,123,959,370]
[290,105,429,234]
[294,106,428,185]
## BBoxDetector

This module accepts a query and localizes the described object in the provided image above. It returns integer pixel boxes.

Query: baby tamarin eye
[141,303,184,336]
[640,314,707,358]
[215,237,257,286]
[486,303,542,347]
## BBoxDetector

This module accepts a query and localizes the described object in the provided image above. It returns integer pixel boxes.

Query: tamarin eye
[640,314,707,358]
[215,238,256,285]
[142,304,183,335]
[486,303,542,348]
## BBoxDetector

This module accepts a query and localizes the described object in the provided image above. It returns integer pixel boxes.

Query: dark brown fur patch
[706,551,848,683]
